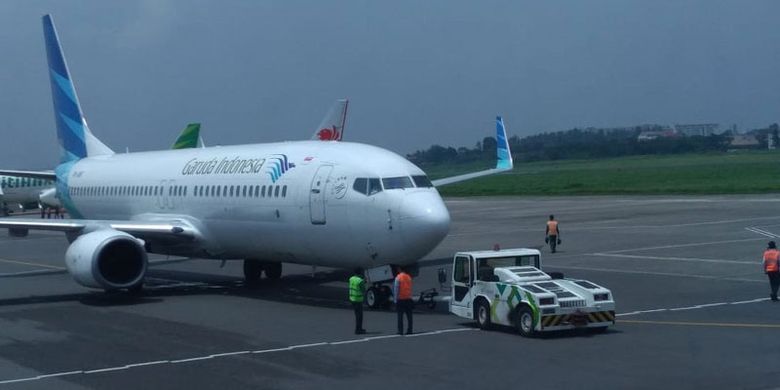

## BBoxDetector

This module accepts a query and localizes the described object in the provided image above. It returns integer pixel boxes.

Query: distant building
[674,123,719,137]
[729,134,759,148]
[637,129,677,142]
[584,124,668,136]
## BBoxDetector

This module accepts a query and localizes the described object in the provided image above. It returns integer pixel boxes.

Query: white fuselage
[60,141,450,269]
[1,175,54,207]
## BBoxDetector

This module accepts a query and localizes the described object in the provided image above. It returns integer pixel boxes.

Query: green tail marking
[172,123,200,149]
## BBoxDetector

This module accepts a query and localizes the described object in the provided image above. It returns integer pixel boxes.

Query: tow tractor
[449,248,615,336]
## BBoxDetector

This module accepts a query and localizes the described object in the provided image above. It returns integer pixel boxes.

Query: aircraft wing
[0,218,201,240]
[0,169,56,180]
[312,99,348,141]
[431,116,514,187]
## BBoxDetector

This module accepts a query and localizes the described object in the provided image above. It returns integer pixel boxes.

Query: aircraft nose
[399,191,451,256]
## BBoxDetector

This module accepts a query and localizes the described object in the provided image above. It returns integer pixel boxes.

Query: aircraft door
[309,165,333,225]
[450,255,474,317]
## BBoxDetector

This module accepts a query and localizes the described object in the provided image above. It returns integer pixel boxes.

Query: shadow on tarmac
[0,267,445,315]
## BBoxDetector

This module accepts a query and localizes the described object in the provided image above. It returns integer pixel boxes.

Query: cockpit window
[353,178,368,195]
[382,176,414,190]
[412,175,433,188]
[368,178,382,195]
[354,178,382,196]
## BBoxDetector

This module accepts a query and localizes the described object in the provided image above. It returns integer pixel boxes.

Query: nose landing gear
[365,284,392,309]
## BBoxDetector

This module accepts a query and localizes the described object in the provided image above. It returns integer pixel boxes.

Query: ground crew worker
[763,241,780,301]
[545,215,561,253]
[394,267,413,335]
[348,268,367,334]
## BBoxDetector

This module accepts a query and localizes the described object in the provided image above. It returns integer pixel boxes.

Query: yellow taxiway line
[0,258,65,270]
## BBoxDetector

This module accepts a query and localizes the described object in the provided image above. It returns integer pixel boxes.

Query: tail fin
[171,123,201,149]
[43,14,113,163]
[312,99,348,141]
[495,116,513,170]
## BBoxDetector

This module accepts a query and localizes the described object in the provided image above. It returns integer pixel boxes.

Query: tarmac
[0,195,779,389]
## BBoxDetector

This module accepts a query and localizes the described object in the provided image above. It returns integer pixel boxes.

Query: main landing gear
[243,259,282,283]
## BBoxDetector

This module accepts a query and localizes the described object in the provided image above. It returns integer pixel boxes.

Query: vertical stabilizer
[172,123,201,149]
[312,99,348,141]
[43,14,113,163]
[495,116,513,170]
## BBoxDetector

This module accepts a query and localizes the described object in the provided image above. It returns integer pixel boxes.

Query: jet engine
[39,187,61,208]
[65,229,148,290]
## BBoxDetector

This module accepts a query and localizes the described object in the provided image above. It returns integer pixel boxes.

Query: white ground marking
[550,265,763,284]
[745,227,780,238]
[617,297,769,317]
[0,328,477,385]
[599,237,765,254]
[448,216,780,237]
[589,253,754,265]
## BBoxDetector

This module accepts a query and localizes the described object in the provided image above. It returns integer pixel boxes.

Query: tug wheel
[475,299,492,330]
[515,306,536,337]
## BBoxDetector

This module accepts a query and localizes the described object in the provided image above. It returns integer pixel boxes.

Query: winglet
[430,115,514,187]
[495,116,513,170]
[312,99,348,141]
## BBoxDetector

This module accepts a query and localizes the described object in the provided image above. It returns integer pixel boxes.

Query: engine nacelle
[39,187,61,208]
[65,229,148,290]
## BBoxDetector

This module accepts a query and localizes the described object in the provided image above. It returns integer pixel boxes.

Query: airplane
[0,15,513,307]
[0,175,55,214]
[0,123,202,214]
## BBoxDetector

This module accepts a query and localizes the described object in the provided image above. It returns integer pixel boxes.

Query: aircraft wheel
[365,287,380,309]
[243,259,263,283]
[265,262,282,280]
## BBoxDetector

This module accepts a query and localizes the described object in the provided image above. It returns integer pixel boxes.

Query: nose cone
[399,191,451,258]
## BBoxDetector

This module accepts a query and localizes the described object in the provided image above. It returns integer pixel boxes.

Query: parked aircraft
[0,123,202,214]
[0,16,513,305]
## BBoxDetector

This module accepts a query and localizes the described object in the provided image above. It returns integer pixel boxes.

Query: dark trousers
[768,272,780,300]
[351,301,364,331]
[397,299,413,334]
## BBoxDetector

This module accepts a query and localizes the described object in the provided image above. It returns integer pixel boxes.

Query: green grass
[425,151,780,196]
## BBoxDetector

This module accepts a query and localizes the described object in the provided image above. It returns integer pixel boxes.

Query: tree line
[407,124,778,165]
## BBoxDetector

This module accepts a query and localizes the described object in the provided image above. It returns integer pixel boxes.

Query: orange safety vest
[395,272,413,300]
[547,220,559,236]
[764,249,780,272]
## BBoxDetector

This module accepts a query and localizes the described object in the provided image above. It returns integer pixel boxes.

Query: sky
[1,1,779,168]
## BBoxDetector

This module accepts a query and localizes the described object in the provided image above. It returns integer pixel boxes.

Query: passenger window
[282,185,287,197]
[353,178,368,195]
[274,185,280,197]
[368,178,382,195]
[255,185,260,197]
[262,185,266,197]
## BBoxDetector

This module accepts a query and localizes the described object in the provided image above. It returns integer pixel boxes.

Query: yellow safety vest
[349,275,365,302]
